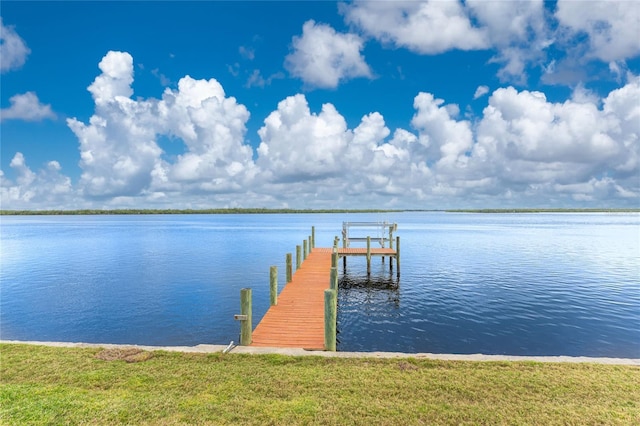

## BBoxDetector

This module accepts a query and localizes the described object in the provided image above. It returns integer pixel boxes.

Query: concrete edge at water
[2,340,639,365]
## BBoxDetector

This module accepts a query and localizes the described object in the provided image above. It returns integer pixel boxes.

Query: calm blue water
[1,213,638,358]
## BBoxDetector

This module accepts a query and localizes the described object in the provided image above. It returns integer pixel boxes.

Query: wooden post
[270,266,277,306]
[296,245,301,270]
[396,236,401,278]
[389,228,394,270]
[330,266,338,291]
[311,226,315,249]
[382,229,385,263]
[239,288,252,345]
[324,289,337,351]
[366,236,371,275]
[286,253,292,283]
[303,239,308,260]
[331,247,338,268]
[308,235,312,253]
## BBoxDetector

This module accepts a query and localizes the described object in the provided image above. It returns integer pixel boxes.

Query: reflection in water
[339,273,400,308]
[337,267,400,349]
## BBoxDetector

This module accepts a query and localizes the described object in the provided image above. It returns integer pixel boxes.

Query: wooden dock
[251,250,331,349]
[250,246,398,349]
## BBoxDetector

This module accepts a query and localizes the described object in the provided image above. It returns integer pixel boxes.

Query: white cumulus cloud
[341,0,489,54]
[467,0,546,47]
[467,0,548,83]
[67,51,162,198]
[285,20,372,88]
[1,153,74,209]
[473,85,490,100]
[88,50,135,103]
[255,94,423,206]
[0,18,30,73]
[257,94,351,180]
[555,0,640,62]
[2,50,639,209]
[342,0,550,84]
[412,93,474,173]
[341,0,640,86]
[251,81,637,207]
[469,80,640,199]
[156,75,255,192]
[66,50,256,201]
[0,91,56,121]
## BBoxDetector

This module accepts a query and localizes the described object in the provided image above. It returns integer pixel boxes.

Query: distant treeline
[0,208,637,215]
[445,208,640,213]
[0,208,401,216]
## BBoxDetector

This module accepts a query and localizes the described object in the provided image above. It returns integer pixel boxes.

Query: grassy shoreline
[1,208,638,215]
[1,343,638,425]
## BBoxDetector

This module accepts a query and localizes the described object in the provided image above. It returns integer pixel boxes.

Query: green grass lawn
[1,344,638,425]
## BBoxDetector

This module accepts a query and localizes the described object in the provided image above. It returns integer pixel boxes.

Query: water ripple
[2,213,639,357]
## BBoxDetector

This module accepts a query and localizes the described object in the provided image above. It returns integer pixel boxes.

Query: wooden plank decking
[338,247,397,256]
[250,246,397,349]
[251,250,332,349]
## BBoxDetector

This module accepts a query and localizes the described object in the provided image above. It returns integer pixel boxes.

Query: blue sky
[1,1,639,209]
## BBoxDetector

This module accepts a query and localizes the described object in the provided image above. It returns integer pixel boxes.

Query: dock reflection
[338,271,400,310]
[336,271,400,347]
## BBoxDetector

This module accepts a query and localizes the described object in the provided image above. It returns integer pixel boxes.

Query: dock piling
[330,266,338,291]
[237,288,252,345]
[324,289,337,351]
[296,245,301,270]
[286,253,292,283]
[303,240,308,260]
[396,236,401,278]
[311,226,315,249]
[389,232,394,270]
[270,266,278,306]
[366,236,371,275]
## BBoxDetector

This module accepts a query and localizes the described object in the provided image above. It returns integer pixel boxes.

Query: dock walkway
[251,250,331,349]
[250,246,397,349]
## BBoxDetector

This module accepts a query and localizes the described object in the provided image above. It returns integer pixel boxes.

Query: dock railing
[342,221,397,248]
